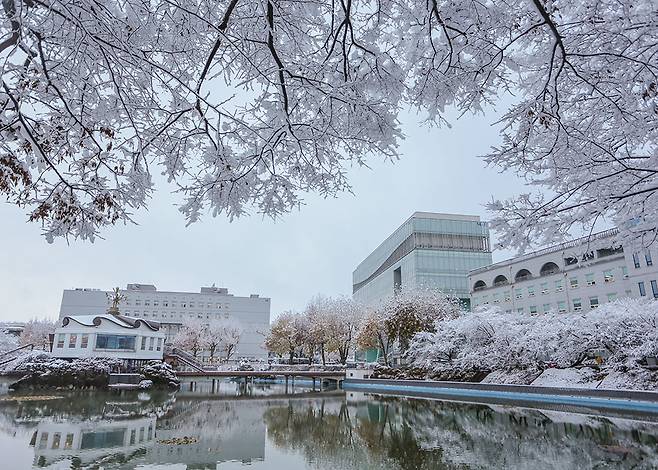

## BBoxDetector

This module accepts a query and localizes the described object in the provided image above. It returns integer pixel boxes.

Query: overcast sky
[0,106,524,323]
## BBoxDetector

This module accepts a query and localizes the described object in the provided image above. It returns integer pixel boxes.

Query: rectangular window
[156,338,163,351]
[149,337,154,351]
[38,433,49,449]
[56,334,65,349]
[540,283,549,294]
[52,433,61,449]
[528,286,535,297]
[141,337,147,350]
[573,298,582,311]
[189,302,195,308]
[604,270,614,283]
[139,428,145,442]
[68,334,77,348]
[607,293,617,302]
[589,296,599,309]
[633,253,641,268]
[503,291,511,302]
[639,281,647,297]
[153,300,159,306]
[135,300,142,306]
[542,303,551,313]
[569,277,579,289]
[622,266,629,278]
[130,430,136,446]
[144,300,150,306]
[554,280,563,292]
[515,288,522,299]
[586,273,596,286]
[64,434,74,449]
[529,305,538,314]
[652,280,658,299]
[647,252,654,267]
[517,307,524,314]
[557,301,567,313]
[95,334,136,350]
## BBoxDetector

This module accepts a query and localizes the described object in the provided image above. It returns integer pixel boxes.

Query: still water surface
[1,377,658,469]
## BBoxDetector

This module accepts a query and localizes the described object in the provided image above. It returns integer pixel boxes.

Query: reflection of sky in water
[2,377,658,469]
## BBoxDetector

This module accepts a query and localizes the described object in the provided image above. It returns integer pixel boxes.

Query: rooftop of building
[353,211,488,276]
[60,313,161,331]
[67,284,268,300]
[469,227,620,276]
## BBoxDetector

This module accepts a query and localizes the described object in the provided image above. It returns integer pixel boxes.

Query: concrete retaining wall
[342,378,658,417]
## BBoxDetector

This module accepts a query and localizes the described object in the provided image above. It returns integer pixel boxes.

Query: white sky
[0,106,524,322]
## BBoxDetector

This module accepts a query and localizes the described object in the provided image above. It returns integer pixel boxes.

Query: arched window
[540,262,560,276]
[514,269,532,281]
[493,275,509,286]
[473,280,487,291]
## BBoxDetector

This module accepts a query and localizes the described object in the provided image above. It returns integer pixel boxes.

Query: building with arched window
[469,228,658,314]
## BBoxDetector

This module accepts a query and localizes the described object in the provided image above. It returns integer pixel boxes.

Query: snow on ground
[530,368,603,389]
[481,369,541,385]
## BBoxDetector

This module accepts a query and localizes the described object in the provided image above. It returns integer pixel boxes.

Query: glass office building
[352,212,493,307]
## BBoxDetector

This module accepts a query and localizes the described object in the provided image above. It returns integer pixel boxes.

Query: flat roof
[469,227,619,276]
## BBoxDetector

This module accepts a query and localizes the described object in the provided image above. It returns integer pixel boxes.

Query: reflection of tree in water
[264,397,658,470]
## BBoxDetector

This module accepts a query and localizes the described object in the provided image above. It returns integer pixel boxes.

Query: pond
[1,377,658,469]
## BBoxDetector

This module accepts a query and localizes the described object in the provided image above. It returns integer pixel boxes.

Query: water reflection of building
[31,416,157,468]
[26,399,267,468]
[150,399,266,466]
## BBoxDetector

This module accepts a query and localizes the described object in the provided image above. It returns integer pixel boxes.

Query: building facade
[58,284,270,360]
[52,314,166,363]
[469,228,658,314]
[352,212,493,307]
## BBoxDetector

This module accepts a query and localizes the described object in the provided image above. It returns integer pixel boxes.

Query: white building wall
[52,317,165,361]
[59,285,271,360]
[469,229,658,314]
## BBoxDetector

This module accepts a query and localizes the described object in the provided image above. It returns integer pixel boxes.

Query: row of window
[506,293,620,314]
[116,299,230,309]
[477,267,629,303]
[123,310,231,321]
[632,252,653,269]
[638,280,658,298]
[37,424,154,451]
[55,333,163,352]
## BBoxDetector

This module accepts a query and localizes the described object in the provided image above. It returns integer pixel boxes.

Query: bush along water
[140,361,180,389]
[7,352,123,391]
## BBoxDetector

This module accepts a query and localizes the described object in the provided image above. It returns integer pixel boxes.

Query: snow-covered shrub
[140,361,180,389]
[7,354,123,390]
[408,298,658,376]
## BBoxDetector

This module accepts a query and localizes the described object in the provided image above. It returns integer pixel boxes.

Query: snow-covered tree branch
[1,0,655,247]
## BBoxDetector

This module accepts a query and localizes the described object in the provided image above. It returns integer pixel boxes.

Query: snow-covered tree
[218,319,243,362]
[265,311,305,364]
[356,308,395,366]
[171,319,207,358]
[303,295,333,365]
[2,1,655,246]
[383,288,461,353]
[323,297,363,364]
[408,299,658,375]
[0,329,19,352]
[19,318,55,350]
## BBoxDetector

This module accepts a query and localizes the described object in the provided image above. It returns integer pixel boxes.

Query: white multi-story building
[469,228,658,314]
[58,284,270,360]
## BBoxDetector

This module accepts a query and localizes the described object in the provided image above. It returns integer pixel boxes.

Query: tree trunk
[289,348,294,365]
[321,344,326,366]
